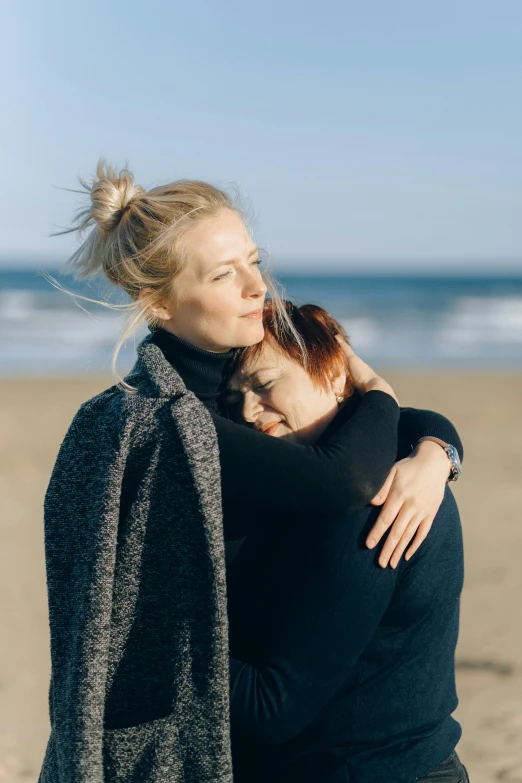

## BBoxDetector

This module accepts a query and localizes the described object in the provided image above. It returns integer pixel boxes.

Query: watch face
[446,445,462,474]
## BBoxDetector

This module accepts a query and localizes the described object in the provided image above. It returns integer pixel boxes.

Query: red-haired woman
[224,302,468,783]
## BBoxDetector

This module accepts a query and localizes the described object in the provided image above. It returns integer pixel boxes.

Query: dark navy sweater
[227,487,464,783]
[152,328,465,782]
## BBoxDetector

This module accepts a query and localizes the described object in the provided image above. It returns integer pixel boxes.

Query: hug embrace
[39,163,469,783]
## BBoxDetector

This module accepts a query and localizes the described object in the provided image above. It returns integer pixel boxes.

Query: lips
[241,308,263,319]
[259,421,281,436]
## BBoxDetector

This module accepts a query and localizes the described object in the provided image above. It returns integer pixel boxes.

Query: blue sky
[2,0,521,271]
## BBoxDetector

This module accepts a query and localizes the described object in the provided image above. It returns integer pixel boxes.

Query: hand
[365,440,451,568]
[335,336,399,405]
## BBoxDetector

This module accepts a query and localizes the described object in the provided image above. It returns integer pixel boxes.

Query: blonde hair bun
[55,159,301,383]
[90,160,145,234]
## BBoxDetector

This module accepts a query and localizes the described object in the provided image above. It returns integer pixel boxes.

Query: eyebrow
[210,246,259,271]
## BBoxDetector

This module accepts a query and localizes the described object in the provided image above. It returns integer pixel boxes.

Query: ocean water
[1,268,522,374]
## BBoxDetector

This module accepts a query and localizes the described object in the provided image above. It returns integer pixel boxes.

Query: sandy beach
[0,372,521,783]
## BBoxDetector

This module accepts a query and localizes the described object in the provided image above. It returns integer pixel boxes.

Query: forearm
[398,408,463,462]
[218,391,400,532]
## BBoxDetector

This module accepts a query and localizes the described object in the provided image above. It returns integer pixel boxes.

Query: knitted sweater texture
[39,335,232,783]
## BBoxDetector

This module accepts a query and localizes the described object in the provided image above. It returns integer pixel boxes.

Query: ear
[138,287,173,322]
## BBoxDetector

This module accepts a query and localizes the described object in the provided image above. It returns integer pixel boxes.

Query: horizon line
[1,264,521,279]
[1,254,521,267]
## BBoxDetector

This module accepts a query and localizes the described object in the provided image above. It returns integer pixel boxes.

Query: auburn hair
[228,300,355,398]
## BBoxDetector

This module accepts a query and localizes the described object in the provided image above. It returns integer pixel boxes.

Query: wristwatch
[417,437,462,482]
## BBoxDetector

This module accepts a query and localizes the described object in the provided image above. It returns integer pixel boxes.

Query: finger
[404,518,434,561]
[366,492,402,548]
[378,505,415,567]
[370,468,396,507]
[389,514,425,569]
[335,334,354,355]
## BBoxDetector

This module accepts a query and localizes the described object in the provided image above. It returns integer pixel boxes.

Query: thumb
[370,467,396,506]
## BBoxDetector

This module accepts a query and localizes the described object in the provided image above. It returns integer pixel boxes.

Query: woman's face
[153,208,267,352]
[226,339,346,445]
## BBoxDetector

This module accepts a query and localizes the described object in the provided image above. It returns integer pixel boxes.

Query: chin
[236,322,265,347]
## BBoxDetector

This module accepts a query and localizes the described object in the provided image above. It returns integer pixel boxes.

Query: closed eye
[212,259,259,281]
[254,380,274,392]
[212,270,232,281]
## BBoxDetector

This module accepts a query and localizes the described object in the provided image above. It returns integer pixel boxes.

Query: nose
[242,390,262,424]
[244,263,268,299]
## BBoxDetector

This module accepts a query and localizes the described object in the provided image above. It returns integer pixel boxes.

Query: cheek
[206,289,243,322]
[289,386,330,427]
[183,290,236,323]
[268,386,312,427]
[264,389,285,417]
[289,401,314,428]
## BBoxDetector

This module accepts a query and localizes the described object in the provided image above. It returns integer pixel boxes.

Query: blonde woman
[40,163,463,783]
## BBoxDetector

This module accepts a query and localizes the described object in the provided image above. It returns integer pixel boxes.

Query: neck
[150,328,234,414]
[160,323,231,354]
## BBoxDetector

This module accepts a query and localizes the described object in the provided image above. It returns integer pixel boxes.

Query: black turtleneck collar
[150,328,234,414]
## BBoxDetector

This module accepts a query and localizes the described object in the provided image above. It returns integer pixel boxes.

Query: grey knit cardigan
[39,335,233,783]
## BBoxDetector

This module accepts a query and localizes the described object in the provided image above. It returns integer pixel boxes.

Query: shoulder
[63,383,164,454]
[420,486,461,540]
[289,506,379,562]
[400,487,462,575]
[72,381,215,451]
[429,486,462,542]
[72,384,136,428]
[269,508,397,602]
